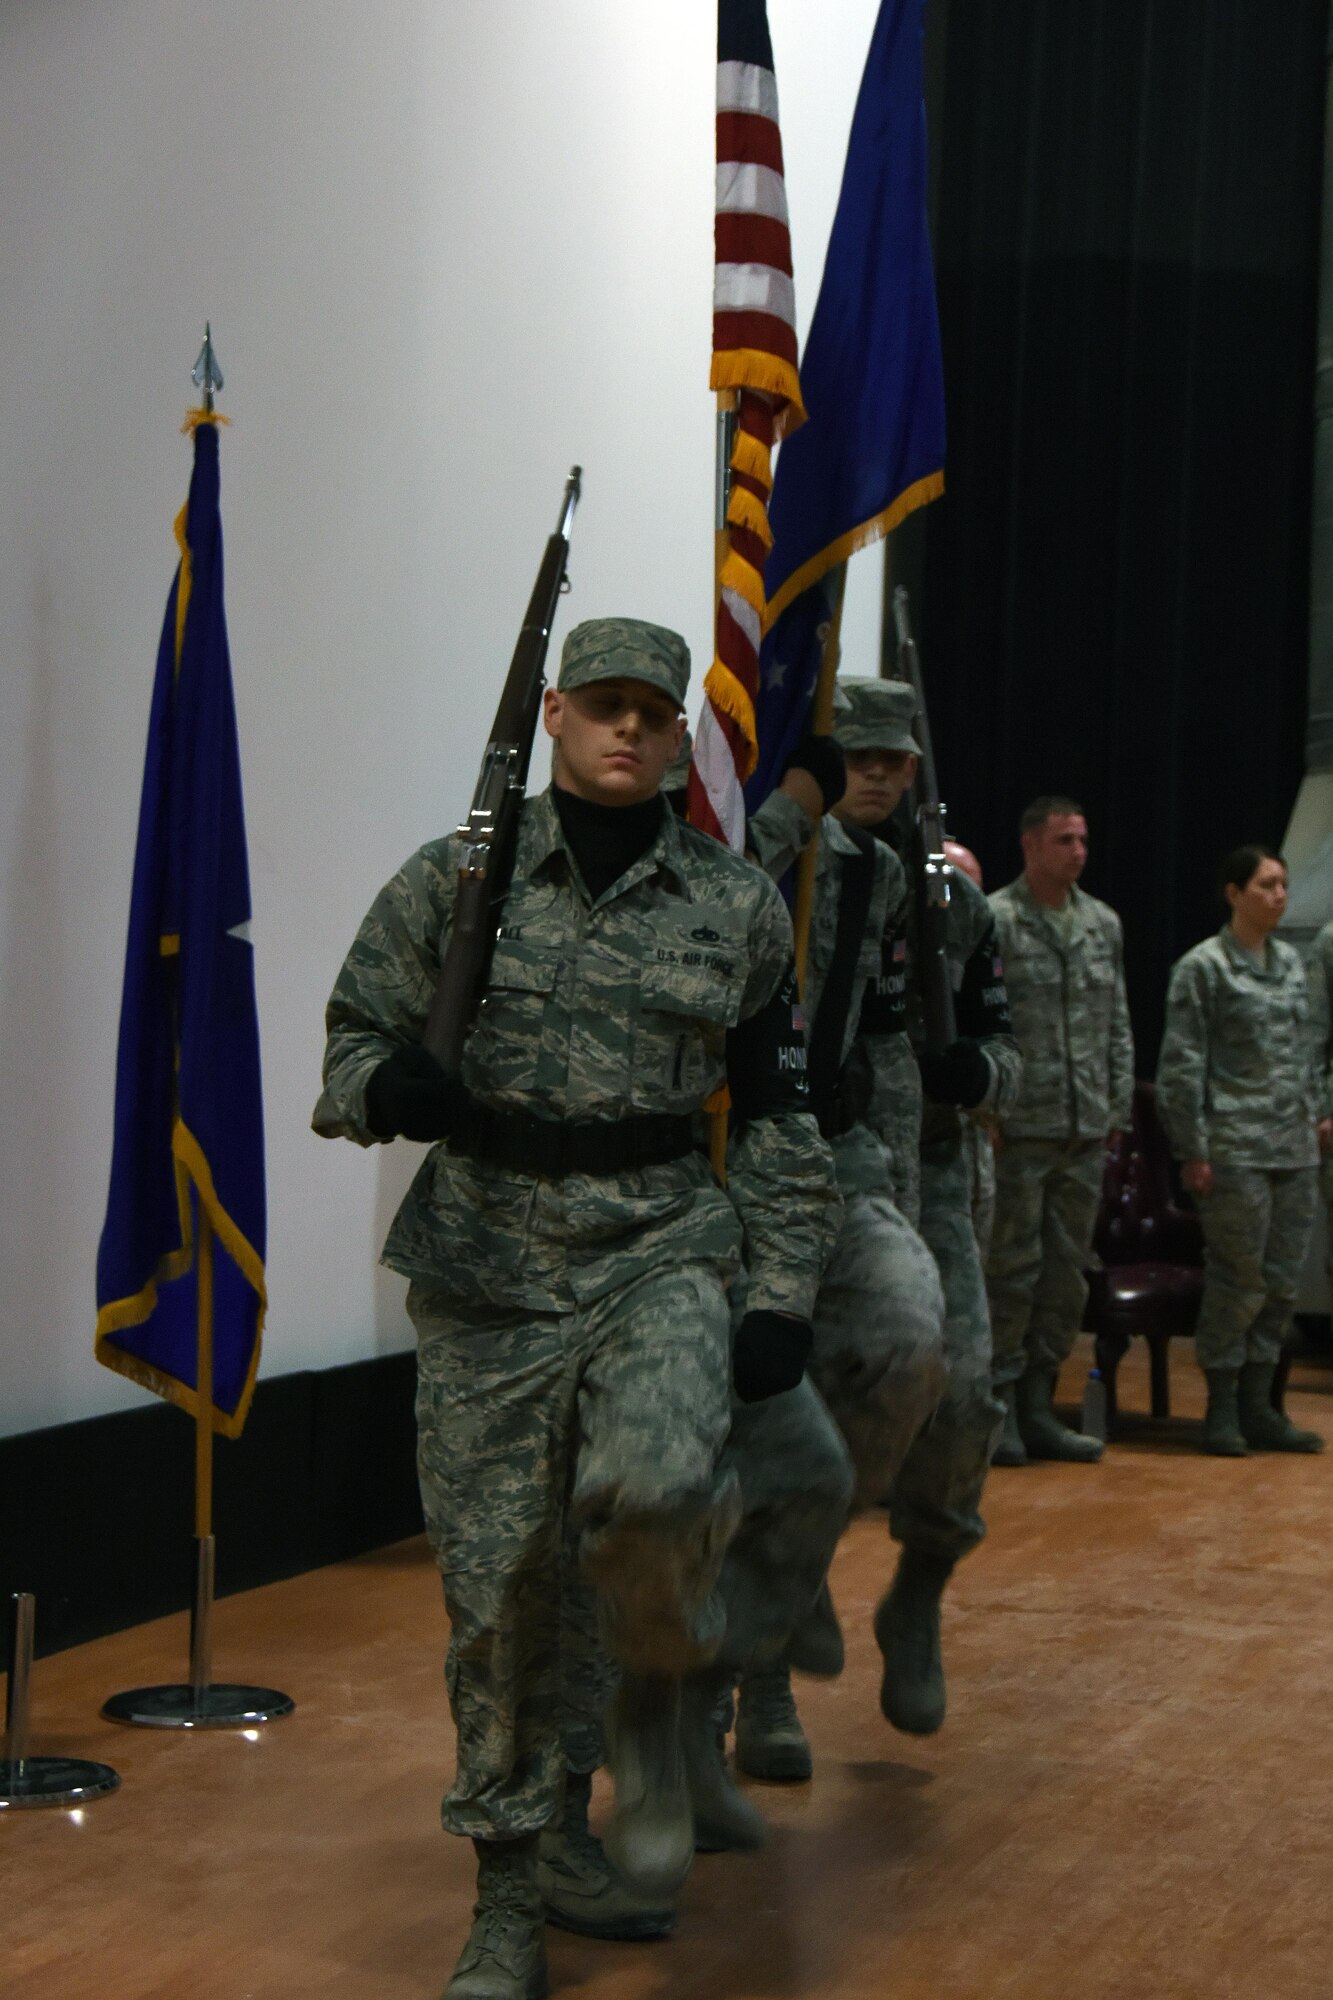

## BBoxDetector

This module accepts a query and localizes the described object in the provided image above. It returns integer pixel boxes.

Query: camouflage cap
[832,676,922,755]
[557,618,690,708]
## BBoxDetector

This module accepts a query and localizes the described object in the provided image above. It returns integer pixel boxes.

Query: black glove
[732,1309,814,1404]
[364,1045,468,1142]
[917,1037,992,1110]
[783,732,847,814]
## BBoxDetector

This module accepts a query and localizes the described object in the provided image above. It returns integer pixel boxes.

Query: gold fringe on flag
[729,427,773,491]
[726,485,775,549]
[719,545,766,619]
[180,408,233,436]
[702,657,760,777]
[94,1116,267,1440]
[708,352,806,435]
[764,471,945,630]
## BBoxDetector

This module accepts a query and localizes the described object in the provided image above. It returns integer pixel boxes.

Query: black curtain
[920,0,1327,1064]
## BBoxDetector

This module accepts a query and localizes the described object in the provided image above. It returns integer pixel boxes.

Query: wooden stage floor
[6,1337,1333,2000]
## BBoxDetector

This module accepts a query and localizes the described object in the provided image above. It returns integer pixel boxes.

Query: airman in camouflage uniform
[314,618,840,1998]
[1311,918,1333,1305]
[888,826,1019,1727]
[757,680,1018,1742]
[985,800,1134,1465]
[729,755,948,1778]
[945,842,1000,1261]
[1157,846,1327,1455]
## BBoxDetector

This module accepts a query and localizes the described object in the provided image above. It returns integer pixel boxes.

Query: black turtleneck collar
[552,785,666,903]
[866,814,902,852]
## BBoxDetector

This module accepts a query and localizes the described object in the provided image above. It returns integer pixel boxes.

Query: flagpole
[715,390,737,589]
[100,324,292,1733]
[194,1209,214,1540]
[190,1207,215,1698]
[708,390,739,1183]
[791,564,846,993]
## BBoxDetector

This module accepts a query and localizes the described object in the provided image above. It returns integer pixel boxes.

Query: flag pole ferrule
[189,1535,215,1699]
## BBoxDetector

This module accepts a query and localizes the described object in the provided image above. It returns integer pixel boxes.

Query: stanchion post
[1,1594,120,1810]
[4,1592,34,1771]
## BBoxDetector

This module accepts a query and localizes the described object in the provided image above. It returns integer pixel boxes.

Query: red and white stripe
[689,12,804,850]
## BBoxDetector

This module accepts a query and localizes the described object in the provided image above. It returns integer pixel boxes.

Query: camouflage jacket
[313,788,840,1316]
[1156,926,1321,1168]
[987,876,1134,1140]
[747,790,910,1200]
[904,858,1023,1159]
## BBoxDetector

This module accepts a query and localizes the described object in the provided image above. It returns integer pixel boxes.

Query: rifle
[892,585,957,1053]
[422,467,582,1070]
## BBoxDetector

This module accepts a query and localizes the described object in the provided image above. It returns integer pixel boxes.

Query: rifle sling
[805,826,878,1130]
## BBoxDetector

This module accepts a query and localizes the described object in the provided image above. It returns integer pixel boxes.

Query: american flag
[687,0,805,849]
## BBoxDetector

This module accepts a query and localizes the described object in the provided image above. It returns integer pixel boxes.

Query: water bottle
[1081,1366,1108,1442]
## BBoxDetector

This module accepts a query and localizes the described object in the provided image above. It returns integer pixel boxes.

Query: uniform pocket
[636,908,747,1106]
[1082,940,1115,990]
[1217,986,1267,1043]
[464,939,559,1096]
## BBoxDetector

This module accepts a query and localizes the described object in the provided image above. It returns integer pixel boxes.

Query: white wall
[0,0,883,1436]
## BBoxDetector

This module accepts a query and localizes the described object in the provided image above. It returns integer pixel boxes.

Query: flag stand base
[0,1756,122,1810]
[2,1593,121,1811]
[101,1683,294,1729]
[101,1535,294,1731]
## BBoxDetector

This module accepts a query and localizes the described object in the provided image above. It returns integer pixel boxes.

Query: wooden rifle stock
[892,586,957,1054]
[422,467,581,1071]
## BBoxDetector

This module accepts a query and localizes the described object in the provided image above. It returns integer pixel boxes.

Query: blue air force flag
[746,0,946,810]
[95,418,267,1436]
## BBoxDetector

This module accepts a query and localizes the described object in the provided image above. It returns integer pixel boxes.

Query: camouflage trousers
[1322,1150,1333,1289]
[557,1376,854,1774]
[891,1144,1004,1563]
[1193,1165,1318,1371]
[712,1377,856,1671]
[408,1260,739,1840]
[561,1190,944,1760]
[965,1123,998,1265]
[718,1187,946,1667]
[986,1136,1106,1388]
[807,1188,947,1515]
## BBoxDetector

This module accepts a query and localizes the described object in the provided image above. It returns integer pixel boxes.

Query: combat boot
[1237,1362,1325,1454]
[603,1673,694,1899]
[734,1663,813,1782]
[1201,1369,1247,1456]
[874,1547,954,1736]
[444,1836,548,2000]
[1015,1367,1103,1462]
[990,1383,1028,1466]
[538,1769,675,1942]
[785,1580,845,1677]
[681,1671,767,1853]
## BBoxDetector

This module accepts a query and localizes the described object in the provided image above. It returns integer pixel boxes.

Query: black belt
[450,1102,699,1179]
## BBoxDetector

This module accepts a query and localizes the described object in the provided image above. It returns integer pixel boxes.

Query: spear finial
[191,323,224,413]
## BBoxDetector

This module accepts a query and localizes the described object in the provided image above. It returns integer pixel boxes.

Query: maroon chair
[1084,1081,1203,1432]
